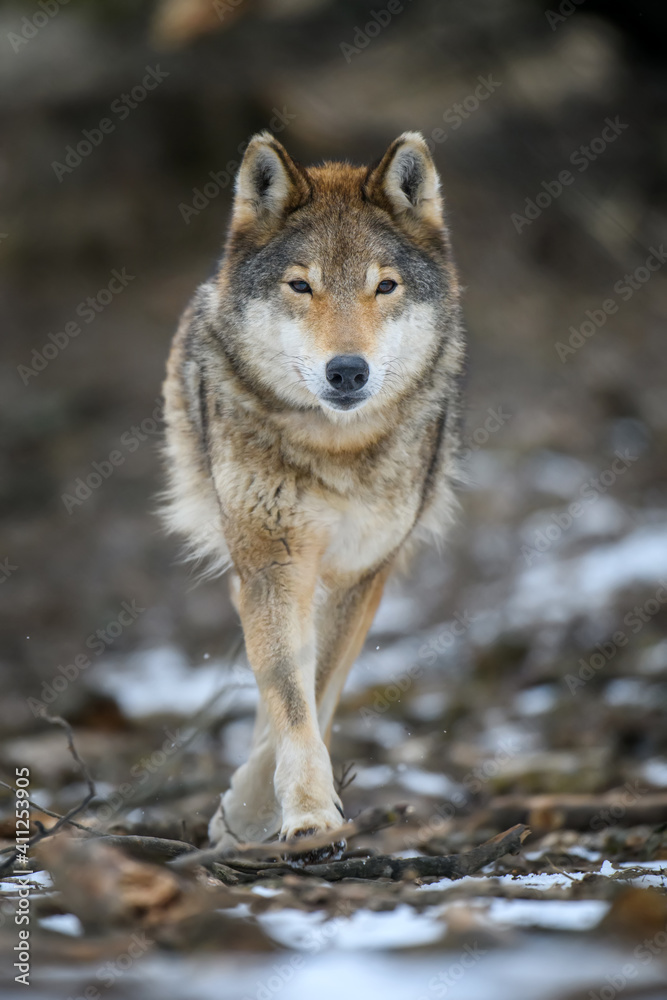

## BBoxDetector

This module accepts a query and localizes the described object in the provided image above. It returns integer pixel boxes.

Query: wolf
[161,130,465,858]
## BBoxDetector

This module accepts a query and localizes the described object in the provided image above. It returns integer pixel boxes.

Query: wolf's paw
[280,807,346,866]
[283,827,347,866]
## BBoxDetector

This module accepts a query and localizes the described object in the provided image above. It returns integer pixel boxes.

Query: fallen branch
[94,835,198,864]
[300,823,530,883]
[209,862,253,885]
[486,791,667,832]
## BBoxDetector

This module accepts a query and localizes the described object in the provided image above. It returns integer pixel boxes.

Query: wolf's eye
[288,280,311,294]
[376,279,398,294]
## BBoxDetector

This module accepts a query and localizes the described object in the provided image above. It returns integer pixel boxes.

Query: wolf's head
[217,131,459,422]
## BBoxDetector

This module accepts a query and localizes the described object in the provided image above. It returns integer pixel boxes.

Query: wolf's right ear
[231,132,311,231]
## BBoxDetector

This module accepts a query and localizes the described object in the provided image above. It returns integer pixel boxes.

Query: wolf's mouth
[320,393,369,412]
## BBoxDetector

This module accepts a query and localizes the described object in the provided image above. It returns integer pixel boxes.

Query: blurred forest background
[1,1,667,998]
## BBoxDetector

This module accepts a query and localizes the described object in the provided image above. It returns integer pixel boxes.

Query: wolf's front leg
[234,553,343,845]
[208,702,281,847]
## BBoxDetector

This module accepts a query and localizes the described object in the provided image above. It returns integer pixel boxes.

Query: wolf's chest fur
[312,490,409,577]
[201,364,439,583]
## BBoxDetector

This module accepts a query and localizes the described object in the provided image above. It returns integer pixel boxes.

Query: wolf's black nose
[325,355,369,393]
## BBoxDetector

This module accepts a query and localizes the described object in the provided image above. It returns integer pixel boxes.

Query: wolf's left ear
[364,132,443,229]
[231,131,311,231]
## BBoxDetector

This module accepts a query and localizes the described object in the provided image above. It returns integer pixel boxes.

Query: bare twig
[545,856,579,882]
[0,780,92,834]
[0,713,96,875]
[334,761,357,796]
[210,857,291,872]
[94,634,247,826]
